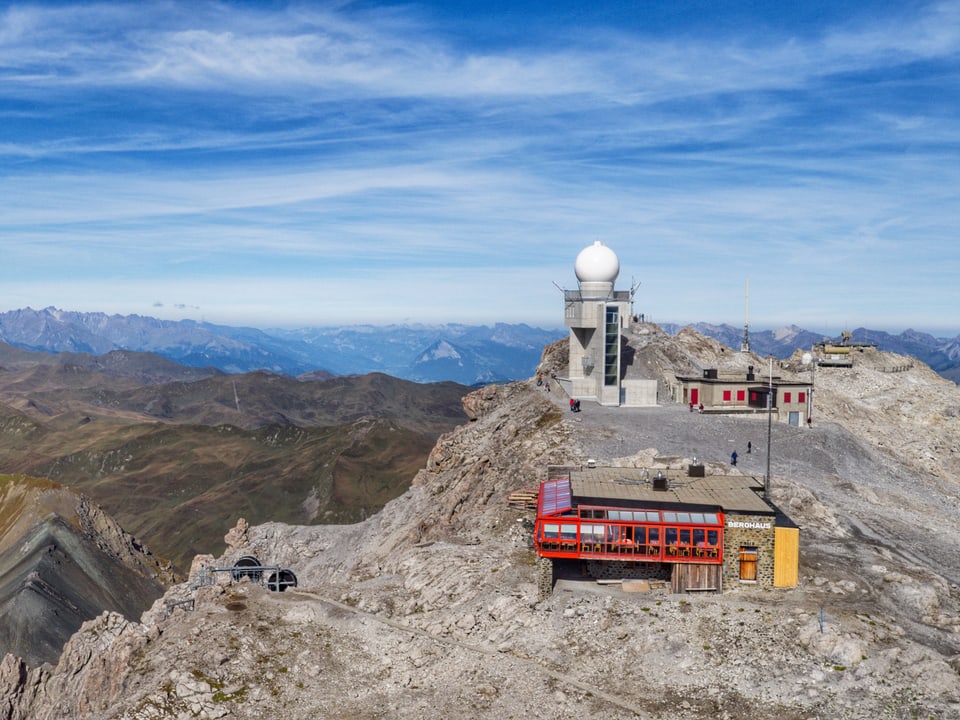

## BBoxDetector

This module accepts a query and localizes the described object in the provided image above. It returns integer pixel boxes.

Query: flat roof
[565,466,775,515]
[674,375,809,387]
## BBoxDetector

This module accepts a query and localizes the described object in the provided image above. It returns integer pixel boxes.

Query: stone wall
[585,560,671,582]
[537,556,554,601]
[722,514,776,588]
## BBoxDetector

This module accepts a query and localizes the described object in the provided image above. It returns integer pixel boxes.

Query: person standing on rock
[747,441,752,454]
[731,450,738,467]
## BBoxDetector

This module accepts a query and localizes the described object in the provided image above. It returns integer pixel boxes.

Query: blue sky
[2,1,959,336]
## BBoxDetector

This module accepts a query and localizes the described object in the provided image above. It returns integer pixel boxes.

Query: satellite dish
[801,352,813,365]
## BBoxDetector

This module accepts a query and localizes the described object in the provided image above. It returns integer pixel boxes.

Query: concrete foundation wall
[622,379,657,406]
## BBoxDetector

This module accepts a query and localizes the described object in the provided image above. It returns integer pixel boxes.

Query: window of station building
[542,523,560,539]
[603,306,619,387]
[783,392,792,403]
[581,524,604,542]
[723,390,731,402]
[737,390,745,401]
[799,392,806,403]
[560,524,578,540]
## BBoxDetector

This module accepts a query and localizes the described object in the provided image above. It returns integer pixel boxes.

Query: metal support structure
[191,562,298,593]
[808,350,816,426]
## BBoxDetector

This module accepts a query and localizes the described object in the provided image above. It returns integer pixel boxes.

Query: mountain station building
[558,241,657,407]
[534,464,799,599]
[674,367,813,426]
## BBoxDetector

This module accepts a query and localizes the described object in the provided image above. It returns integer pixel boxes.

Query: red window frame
[534,493,724,565]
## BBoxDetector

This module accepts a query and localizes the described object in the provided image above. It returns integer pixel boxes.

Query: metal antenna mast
[741,277,750,352]
[629,276,641,319]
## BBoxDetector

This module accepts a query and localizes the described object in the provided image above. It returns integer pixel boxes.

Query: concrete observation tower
[558,241,656,407]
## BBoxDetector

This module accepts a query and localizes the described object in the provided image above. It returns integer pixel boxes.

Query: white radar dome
[574,241,619,298]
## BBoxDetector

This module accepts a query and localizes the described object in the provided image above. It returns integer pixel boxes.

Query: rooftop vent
[652,472,668,491]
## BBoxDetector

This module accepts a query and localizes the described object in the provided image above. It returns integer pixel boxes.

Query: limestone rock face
[224,517,249,550]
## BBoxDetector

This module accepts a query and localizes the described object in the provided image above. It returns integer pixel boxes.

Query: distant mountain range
[1,307,958,384]
[0,307,560,385]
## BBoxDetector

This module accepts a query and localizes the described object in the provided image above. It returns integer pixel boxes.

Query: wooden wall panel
[774,526,799,587]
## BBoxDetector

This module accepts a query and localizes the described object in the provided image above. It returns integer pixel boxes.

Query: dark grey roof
[567,466,774,515]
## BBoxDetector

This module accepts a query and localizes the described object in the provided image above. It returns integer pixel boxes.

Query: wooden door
[739,546,758,581]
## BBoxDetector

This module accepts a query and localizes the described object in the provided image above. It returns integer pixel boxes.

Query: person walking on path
[731,450,738,467]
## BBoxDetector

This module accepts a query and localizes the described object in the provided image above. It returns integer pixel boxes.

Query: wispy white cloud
[1,1,958,334]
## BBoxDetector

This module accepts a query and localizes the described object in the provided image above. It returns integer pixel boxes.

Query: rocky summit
[2,326,960,719]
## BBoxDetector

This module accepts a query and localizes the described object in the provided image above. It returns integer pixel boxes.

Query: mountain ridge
[2,307,958,385]
[0,475,172,666]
